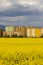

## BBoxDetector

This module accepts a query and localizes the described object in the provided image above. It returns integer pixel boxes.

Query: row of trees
[0,30,43,38]
[0,30,3,37]
[0,30,25,38]
[1,34,43,38]
[3,34,24,38]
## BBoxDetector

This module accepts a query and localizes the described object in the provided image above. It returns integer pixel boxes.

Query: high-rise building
[5,26,14,32]
[26,27,41,38]
[4,26,42,38]
[5,26,15,37]
[26,27,31,37]
[14,26,26,37]
[31,27,36,37]
[20,26,26,37]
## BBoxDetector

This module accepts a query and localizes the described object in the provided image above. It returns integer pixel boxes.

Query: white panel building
[5,26,14,32]
[26,28,31,37]
[31,28,35,37]
[26,27,36,37]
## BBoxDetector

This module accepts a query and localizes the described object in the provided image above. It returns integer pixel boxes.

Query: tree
[18,35,23,38]
[3,34,10,38]
[40,34,43,38]
[14,34,17,37]
[0,30,3,37]
[11,34,17,38]
[11,34,15,38]
[7,35,10,38]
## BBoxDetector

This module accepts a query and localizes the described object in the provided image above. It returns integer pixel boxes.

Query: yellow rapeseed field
[0,38,43,65]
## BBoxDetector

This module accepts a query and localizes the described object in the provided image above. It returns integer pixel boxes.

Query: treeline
[0,34,43,38]
[0,30,43,38]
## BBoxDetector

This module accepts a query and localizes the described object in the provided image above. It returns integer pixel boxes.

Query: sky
[0,0,43,27]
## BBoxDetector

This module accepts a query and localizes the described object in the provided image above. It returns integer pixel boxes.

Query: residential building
[5,26,15,37]
[14,26,26,37]
[26,27,36,37]
[20,26,26,37]
[5,26,14,32]
[26,27,31,37]
[31,27,36,37]
[4,26,42,38]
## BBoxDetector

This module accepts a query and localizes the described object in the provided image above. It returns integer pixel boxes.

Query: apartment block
[26,27,31,37]
[31,27,36,37]
[5,26,14,32]
[4,26,43,38]
[14,26,26,37]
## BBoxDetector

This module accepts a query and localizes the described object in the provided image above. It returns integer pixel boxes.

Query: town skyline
[0,24,43,31]
[0,25,42,38]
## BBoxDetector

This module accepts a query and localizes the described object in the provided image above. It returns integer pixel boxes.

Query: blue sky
[0,0,43,26]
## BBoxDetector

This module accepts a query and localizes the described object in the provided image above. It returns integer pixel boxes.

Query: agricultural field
[0,38,43,65]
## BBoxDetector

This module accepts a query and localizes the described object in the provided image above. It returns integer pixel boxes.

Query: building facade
[5,26,15,37]
[20,26,26,37]
[5,26,14,32]
[26,27,41,38]
[31,27,36,37]
[4,26,42,38]
[14,26,26,37]
[5,26,26,37]
[26,27,31,37]
[26,27,36,37]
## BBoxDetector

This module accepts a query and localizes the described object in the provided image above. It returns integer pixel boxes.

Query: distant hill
[0,25,5,31]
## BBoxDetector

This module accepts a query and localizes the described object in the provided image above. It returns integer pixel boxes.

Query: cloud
[0,0,43,13]
[0,0,43,16]
[0,0,12,12]
[0,0,43,26]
